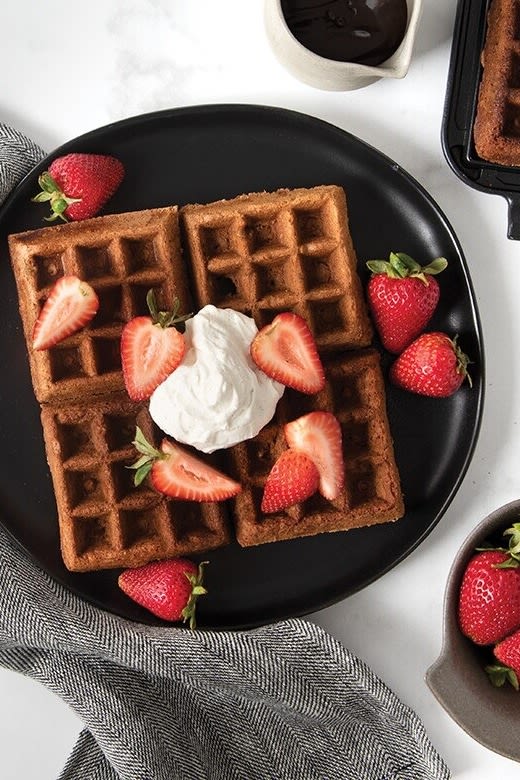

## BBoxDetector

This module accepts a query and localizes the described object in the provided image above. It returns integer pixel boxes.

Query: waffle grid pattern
[9,207,190,403]
[474,0,520,165]
[227,349,404,547]
[182,186,373,349]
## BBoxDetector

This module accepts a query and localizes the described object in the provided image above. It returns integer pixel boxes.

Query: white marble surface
[1,1,519,778]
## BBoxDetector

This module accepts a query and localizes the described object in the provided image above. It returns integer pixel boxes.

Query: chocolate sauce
[281,0,408,66]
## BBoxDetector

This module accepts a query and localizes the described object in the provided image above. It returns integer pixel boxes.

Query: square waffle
[181,185,373,350]
[473,0,520,166]
[41,394,231,572]
[226,349,404,547]
[9,206,191,403]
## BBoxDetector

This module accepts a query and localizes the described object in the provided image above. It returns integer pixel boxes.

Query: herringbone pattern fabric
[0,123,44,205]
[0,125,451,780]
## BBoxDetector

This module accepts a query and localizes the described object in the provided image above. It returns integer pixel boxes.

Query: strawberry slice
[32,275,99,350]
[121,290,191,401]
[130,427,241,502]
[261,449,319,513]
[284,411,344,500]
[250,312,325,394]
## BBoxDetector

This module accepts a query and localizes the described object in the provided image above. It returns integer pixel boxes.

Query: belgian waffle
[181,185,373,350]
[10,186,402,574]
[226,349,404,547]
[473,0,520,166]
[41,394,231,572]
[9,206,191,403]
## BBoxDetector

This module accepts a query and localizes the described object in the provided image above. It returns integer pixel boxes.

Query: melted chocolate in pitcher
[281,0,408,66]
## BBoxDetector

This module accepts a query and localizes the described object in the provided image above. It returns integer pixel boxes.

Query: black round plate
[0,105,483,629]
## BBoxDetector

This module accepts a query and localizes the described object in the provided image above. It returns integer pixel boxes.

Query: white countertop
[1,1,519,778]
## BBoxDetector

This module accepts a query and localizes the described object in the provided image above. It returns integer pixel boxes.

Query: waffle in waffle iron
[10,186,404,572]
[474,0,520,166]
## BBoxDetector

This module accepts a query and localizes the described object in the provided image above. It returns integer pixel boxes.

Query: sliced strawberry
[121,290,190,401]
[130,427,241,502]
[32,275,99,350]
[250,312,325,394]
[261,449,319,513]
[284,411,344,500]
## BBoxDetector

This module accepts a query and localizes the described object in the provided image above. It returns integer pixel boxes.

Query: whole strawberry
[118,558,207,627]
[390,332,471,397]
[488,628,520,690]
[458,527,520,645]
[366,252,447,353]
[32,152,124,222]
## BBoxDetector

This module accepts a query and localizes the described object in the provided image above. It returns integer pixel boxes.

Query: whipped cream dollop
[149,305,284,453]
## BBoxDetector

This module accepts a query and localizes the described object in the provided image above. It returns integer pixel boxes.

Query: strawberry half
[118,558,207,627]
[261,449,319,513]
[284,411,344,500]
[32,275,99,350]
[121,290,191,401]
[250,312,325,394]
[130,427,241,502]
[32,152,124,222]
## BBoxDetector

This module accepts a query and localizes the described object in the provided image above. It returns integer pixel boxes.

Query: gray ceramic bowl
[264,0,423,91]
[426,499,520,762]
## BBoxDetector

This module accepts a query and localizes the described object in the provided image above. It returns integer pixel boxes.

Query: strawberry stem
[146,289,192,330]
[485,663,519,690]
[127,426,165,486]
[181,561,208,629]
[32,171,81,223]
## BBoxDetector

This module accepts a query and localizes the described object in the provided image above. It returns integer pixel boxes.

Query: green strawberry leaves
[32,171,81,223]
[366,251,448,284]
[485,663,519,690]
[477,522,520,569]
[128,426,165,486]
[146,289,192,330]
[181,561,208,629]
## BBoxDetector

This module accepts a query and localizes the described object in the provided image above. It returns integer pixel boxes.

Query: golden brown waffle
[9,207,191,404]
[473,0,520,166]
[181,185,373,350]
[227,349,404,547]
[41,394,231,572]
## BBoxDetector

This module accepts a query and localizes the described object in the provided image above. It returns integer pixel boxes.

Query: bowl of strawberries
[426,499,520,762]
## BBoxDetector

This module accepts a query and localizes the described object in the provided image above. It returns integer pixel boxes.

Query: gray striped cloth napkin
[0,123,450,780]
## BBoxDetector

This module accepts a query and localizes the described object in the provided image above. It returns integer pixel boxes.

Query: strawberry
[390,332,471,397]
[261,449,319,513]
[250,312,325,394]
[121,290,191,401]
[284,411,344,500]
[118,558,207,627]
[130,427,241,502]
[32,275,99,350]
[32,152,124,222]
[458,529,520,645]
[366,252,447,353]
[488,629,520,690]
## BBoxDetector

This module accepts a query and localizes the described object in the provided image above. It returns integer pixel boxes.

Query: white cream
[149,305,284,453]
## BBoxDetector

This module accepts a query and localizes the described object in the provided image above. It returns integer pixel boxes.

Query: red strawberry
[32,275,99,350]
[366,252,447,353]
[118,558,207,627]
[32,152,124,222]
[121,290,191,401]
[458,549,520,645]
[390,332,471,397]
[130,427,241,502]
[489,629,520,690]
[250,312,325,394]
[261,449,319,513]
[284,411,344,500]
